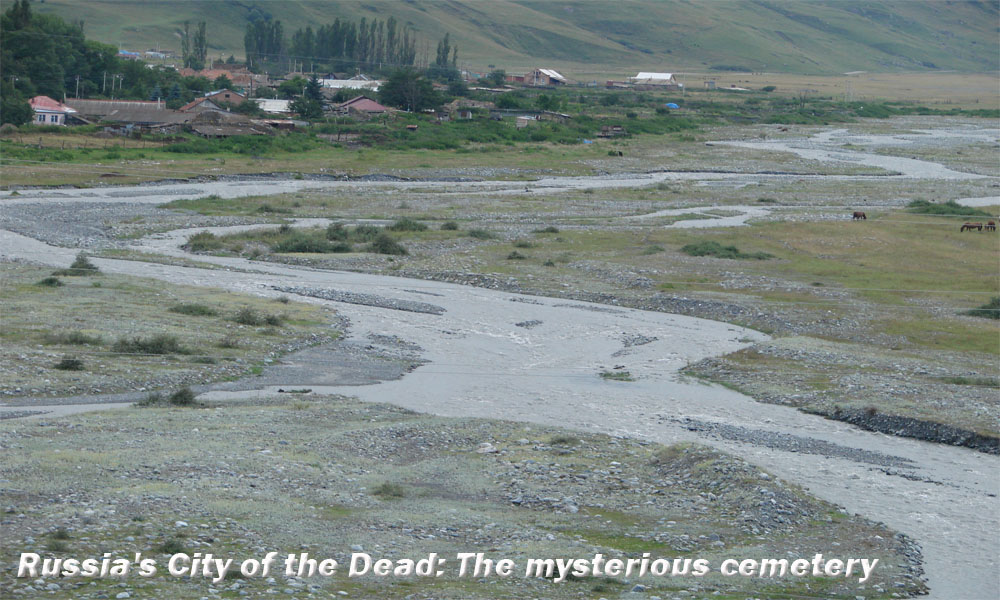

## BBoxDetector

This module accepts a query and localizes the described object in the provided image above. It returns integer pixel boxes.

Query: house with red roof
[29,96,76,126]
[335,96,389,116]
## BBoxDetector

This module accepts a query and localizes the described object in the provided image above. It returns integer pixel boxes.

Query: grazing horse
[986,220,997,232]
[852,211,866,220]
[960,222,983,232]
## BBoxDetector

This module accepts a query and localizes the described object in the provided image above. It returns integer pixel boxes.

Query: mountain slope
[27,0,1000,75]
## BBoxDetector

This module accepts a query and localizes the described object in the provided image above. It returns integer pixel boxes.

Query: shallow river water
[2,124,998,599]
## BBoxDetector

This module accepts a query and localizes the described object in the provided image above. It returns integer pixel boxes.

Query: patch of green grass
[112,334,189,355]
[680,240,773,260]
[45,331,103,346]
[388,217,428,232]
[600,370,635,381]
[468,228,497,240]
[168,303,219,317]
[936,376,999,388]
[36,276,63,287]
[907,199,991,217]
[372,482,405,498]
[966,296,1000,320]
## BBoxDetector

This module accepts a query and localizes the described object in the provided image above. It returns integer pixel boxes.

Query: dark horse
[960,222,983,232]
[986,220,997,232]
[852,211,866,220]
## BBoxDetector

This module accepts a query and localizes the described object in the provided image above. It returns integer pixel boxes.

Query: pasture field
[0,265,338,398]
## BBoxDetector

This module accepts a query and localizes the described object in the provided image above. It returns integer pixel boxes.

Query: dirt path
[2,226,997,599]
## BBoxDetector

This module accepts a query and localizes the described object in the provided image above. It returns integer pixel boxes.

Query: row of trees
[180,20,208,70]
[288,16,418,72]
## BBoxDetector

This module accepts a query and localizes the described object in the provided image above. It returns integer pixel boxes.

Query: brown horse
[986,220,997,232]
[960,222,983,232]
[852,211,866,220]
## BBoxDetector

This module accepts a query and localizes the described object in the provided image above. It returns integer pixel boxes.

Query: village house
[254,98,292,114]
[203,89,246,106]
[319,74,382,93]
[334,96,390,117]
[28,96,76,126]
[178,97,222,113]
[628,72,681,90]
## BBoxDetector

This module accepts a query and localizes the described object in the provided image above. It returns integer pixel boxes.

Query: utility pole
[75,75,80,98]
[103,71,107,94]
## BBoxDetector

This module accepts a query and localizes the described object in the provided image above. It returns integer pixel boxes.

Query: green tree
[213,74,233,90]
[378,68,439,112]
[290,96,322,119]
[277,76,308,99]
[484,69,506,87]
[0,80,32,125]
[304,75,323,103]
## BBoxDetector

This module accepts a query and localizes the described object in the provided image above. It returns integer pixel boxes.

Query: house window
[37,114,45,122]
[50,115,59,123]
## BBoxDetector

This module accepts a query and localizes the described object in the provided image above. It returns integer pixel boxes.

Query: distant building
[628,72,679,88]
[254,98,292,114]
[335,96,389,116]
[67,98,167,120]
[204,89,246,106]
[527,68,568,86]
[178,97,223,113]
[29,96,76,125]
[319,75,382,93]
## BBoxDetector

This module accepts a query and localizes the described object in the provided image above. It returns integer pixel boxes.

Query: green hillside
[24,0,1000,75]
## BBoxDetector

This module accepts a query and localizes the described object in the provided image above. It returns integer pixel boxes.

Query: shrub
[48,331,103,345]
[112,334,188,355]
[372,483,405,498]
[368,234,408,256]
[550,434,580,446]
[679,241,772,260]
[54,356,84,371]
[232,306,283,326]
[273,232,330,253]
[641,245,665,255]
[533,226,559,234]
[326,223,349,241]
[761,85,777,92]
[217,336,240,349]
[543,259,556,267]
[53,253,100,276]
[600,370,635,381]
[169,303,218,317]
[388,217,428,232]
[156,538,188,554]
[37,277,63,287]
[440,221,459,231]
[169,387,197,406]
[513,240,533,248]
[966,297,1000,320]
[136,392,164,407]
[468,228,496,240]
[507,251,526,260]
[185,231,223,252]
[256,203,291,214]
[352,224,383,242]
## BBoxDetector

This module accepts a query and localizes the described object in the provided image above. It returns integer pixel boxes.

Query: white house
[255,98,292,114]
[29,96,76,125]
[629,72,679,87]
